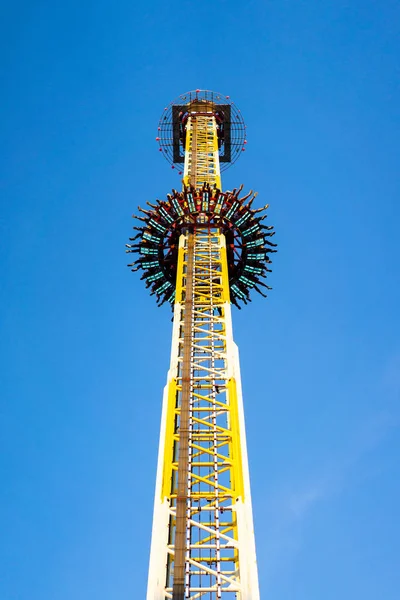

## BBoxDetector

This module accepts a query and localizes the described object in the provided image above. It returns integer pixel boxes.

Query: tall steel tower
[126,90,276,599]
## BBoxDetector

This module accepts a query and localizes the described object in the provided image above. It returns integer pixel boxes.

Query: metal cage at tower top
[156,90,247,173]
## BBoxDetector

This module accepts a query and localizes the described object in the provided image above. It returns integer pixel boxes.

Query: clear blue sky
[1,1,399,598]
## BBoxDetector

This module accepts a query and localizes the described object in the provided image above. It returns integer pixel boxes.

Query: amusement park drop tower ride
[126,90,277,599]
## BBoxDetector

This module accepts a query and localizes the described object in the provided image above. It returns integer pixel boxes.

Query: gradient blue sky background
[1,1,400,598]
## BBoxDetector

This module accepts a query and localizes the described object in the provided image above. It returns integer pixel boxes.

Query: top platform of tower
[156,89,247,172]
